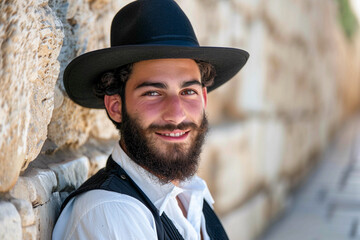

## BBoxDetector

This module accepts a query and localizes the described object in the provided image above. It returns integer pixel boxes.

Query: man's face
[118,59,209,183]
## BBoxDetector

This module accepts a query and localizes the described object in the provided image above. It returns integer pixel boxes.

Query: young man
[53,0,248,239]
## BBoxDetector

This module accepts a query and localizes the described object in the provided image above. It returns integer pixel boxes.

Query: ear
[104,95,122,123]
[202,87,208,108]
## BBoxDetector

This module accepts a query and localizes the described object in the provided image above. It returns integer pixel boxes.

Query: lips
[155,130,190,140]
[158,132,186,137]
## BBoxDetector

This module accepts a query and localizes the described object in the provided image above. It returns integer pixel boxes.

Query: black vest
[61,156,229,240]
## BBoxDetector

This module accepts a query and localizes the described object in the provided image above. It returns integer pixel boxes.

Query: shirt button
[120,174,126,180]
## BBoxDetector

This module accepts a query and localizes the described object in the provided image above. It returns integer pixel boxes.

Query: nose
[162,95,186,124]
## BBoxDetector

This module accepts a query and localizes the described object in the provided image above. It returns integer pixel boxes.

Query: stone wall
[1,0,360,239]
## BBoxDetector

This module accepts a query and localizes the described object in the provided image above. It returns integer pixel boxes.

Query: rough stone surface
[9,176,37,203]
[88,153,108,177]
[0,0,64,192]
[266,180,289,220]
[199,119,285,214]
[0,201,22,240]
[221,193,268,240]
[48,156,89,192]
[22,225,37,240]
[10,198,35,227]
[23,168,57,205]
[200,123,258,214]
[1,0,360,239]
[33,192,62,240]
[46,0,125,148]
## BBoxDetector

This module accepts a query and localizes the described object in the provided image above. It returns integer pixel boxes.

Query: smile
[159,132,186,137]
[155,130,190,141]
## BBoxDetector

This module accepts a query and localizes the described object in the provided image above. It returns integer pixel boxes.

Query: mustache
[147,122,198,132]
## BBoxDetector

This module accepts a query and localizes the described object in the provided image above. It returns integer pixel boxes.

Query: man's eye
[181,89,196,95]
[143,91,160,96]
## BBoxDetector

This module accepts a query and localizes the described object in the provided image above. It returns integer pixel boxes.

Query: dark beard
[120,106,209,184]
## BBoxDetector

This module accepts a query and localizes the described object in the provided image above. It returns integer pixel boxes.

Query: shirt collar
[111,143,214,215]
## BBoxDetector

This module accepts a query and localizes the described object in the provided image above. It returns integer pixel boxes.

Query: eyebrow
[135,80,202,90]
[135,82,167,90]
[181,80,202,88]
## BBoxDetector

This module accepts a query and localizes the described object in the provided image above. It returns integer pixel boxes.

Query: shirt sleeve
[66,196,158,240]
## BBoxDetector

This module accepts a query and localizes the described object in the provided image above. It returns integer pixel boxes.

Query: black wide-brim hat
[64,0,249,109]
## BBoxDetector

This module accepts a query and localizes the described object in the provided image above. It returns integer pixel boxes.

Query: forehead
[127,58,201,88]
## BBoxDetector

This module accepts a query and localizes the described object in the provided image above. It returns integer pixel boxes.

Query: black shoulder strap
[203,200,229,240]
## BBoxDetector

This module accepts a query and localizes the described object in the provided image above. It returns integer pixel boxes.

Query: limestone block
[237,18,270,113]
[199,121,265,214]
[48,156,89,192]
[22,225,37,240]
[12,155,71,210]
[48,100,117,148]
[263,29,341,116]
[77,137,116,166]
[10,198,35,227]
[264,39,316,113]
[259,0,344,116]
[211,1,237,46]
[88,153,108,177]
[47,97,96,147]
[47,0,124,148]
[221,192,269,240]
[88,109,119,140]
[53,85,64,110]
[34,192,62,240]
[334,31,360,119]
[0,201,22,240]
[200,124,248,214]
[23,168,57,205]
[200,118,286,214]
[314,113,333,151]
[237,118,284,185]
[262,0,313,41]
[9,176,37,203]
[267,180,289,219]
[0,0,63,192]
[206,75,244,125]
[260,119,285,182]
[280,119,321,178]
[232,0,262,17]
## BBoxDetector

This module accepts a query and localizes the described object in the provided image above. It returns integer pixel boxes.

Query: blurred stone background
[1,0,360,239]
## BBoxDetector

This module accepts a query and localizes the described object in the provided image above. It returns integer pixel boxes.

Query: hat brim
[63,45,249,109]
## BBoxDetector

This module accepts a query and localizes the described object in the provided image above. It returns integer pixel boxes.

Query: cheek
[183,100,205,118]
[127,99,162,123]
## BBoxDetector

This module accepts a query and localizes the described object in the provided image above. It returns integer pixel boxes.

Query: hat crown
[64,0,249,109]
[111,0,199,47]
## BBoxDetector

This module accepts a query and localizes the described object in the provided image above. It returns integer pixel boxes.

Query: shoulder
[53,189,157,240]
[74,189,152,215]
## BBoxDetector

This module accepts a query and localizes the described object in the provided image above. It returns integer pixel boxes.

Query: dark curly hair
[93,60,216,129]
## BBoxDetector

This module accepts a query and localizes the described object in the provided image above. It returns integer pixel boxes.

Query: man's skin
[104,58,207,219]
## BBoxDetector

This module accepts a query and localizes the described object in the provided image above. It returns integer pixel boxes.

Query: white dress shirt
[52,144,215,240]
